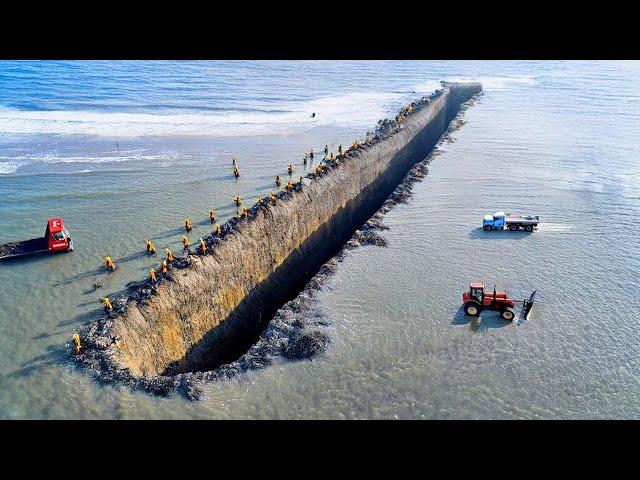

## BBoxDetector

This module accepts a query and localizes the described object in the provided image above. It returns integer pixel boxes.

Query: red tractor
[462,282,536,322]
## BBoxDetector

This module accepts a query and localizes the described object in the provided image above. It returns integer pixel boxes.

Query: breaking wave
[442,75,535,90]
[0,151,181,175]
[0,91,410,138]
[0,161,21,175]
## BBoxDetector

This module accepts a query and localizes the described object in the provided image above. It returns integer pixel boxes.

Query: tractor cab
[465,282,485,304]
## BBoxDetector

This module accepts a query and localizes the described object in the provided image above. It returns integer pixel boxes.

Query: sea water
[0,61,638,418]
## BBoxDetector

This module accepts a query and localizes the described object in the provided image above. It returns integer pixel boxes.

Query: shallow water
[1,61,638,419]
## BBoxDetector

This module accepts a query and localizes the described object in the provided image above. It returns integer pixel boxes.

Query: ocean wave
[3,168,148,179]
[443,75,536,90]
[0,151,184,176]
[0,161,22,175]
[0,91,407,138]
[0,153,171,163]
[412,80,444,94]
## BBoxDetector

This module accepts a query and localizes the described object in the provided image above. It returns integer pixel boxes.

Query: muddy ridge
[73,82,482,399]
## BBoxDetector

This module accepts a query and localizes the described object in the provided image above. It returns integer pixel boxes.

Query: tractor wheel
[464,302,481,316]
[525,225,533,232]
[509,224,518,231]
[483,225,492,232]
[501,309,515,321]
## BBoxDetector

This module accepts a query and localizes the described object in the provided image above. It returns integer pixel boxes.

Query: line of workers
[103,139,366,265]
[88,101,425,352]
[101,141,358,278]
[99,105,419,298]
[99,148,315,316]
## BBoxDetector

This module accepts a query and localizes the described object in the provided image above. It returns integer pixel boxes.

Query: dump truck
[482,211,540,232]
[0,218,74,261]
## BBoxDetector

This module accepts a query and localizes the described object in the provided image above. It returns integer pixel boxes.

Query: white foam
[0,161,22,175]
[444,75,536,90]
[0,152,182,175]
[537,223,572,232]
[0,152,177,164]
[0,91,405,138]
[298,91,404,128]
[412,80,444,95]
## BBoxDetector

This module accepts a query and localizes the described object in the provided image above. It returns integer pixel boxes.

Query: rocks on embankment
[74,82,482,398]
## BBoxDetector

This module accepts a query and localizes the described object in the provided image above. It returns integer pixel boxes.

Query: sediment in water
[74,82,482,397]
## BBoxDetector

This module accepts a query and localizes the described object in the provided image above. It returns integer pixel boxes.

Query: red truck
[0,218,74,261]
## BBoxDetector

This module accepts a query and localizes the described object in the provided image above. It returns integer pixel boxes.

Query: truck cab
[46,218,73,252]
[1,217,74,261]
[482,211,505,231]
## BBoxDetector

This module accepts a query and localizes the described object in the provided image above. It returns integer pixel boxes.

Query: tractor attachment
[514,290,536,326]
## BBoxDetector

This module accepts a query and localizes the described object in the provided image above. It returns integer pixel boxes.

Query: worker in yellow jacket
[104,256,116,272]
[102,297,113,311]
